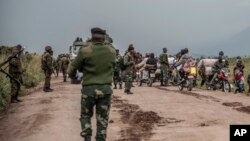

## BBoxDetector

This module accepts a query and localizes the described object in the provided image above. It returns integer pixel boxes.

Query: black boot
[119,84,122,89]
[84,136,91,141]
[15,98,22,102]
[11,96,18,103]
[113,85,117,89]
[43,88,53,92]
[126,91,133,94]
[125,90,133,94]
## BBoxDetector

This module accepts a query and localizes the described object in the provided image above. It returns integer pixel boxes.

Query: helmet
[128,44,134,51]
[219,51,224,56]
[45,46,52,52]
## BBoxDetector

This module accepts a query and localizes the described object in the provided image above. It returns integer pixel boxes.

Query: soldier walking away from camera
[41,46,54,92]
[53,58,59,77]
[113,49,123,89]
[159,48,170,86]
[68,27,116,141]
[60,54,70,82]
[9,45,23,103]
[124,44,136,94]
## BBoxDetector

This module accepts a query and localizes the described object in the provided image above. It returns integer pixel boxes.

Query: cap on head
[91,27,106,35]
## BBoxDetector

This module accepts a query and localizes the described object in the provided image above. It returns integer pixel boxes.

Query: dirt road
[1,77,250,141]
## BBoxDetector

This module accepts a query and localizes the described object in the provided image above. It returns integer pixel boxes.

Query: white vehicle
[69,38,86,84]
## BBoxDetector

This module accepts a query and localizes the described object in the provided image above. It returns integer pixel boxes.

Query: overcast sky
[1,0,250,56]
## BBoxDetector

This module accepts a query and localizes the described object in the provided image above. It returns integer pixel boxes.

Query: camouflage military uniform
[113,53,123,89]
[124,50,135,94]
[60,55,70,82]
[159,49,169,86]
[41,46,53,92]
[53,59,59,77]
[68,28,116,141]
[9,47,23,103]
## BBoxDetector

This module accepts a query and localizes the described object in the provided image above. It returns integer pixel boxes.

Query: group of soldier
[4,26,250,141]
[41,47,70,92]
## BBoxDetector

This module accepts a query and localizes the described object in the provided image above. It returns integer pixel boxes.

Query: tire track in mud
[112,96,184,141]
[155,86,250,116]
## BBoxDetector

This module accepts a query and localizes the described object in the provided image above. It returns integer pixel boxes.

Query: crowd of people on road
[3,27,250,141]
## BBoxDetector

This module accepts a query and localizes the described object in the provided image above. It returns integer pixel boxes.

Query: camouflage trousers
[161,65,169,82]
[43,70,52,89]
[10,74,21,99]
[62,68,67,82]
[124,71,133,92]
[80,85,112,141]
[55,68,59,77]
[113,70,122,87]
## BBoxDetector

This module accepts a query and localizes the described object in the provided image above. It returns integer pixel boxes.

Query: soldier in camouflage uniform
[159,48,170,86]
[60,54,70,82]
[113,49,123,89]
[68,27,116,141]
[41,46,54,92]
[53,58,59,77]
[9,45,23,103]
[123,44,136,94]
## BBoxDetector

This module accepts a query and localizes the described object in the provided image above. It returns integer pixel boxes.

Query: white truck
[69,38,86,84]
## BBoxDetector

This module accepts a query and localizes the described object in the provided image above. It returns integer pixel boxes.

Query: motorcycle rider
[145,53,157,84]
[234,59,245,93]
[145,53,157,71]
[174,48,191,84]
[219,51,229,68]
[209,55,227,85]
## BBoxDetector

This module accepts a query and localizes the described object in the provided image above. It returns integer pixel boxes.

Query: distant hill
[209,26,250,56]
[194,26,250,57]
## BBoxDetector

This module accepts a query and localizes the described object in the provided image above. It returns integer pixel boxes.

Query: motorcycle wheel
[187,78,193,91]
[148,79,153,87]
[223,81,231,93]
[206,84,211,90]
[139,80,142,86]
[178,82,184,91]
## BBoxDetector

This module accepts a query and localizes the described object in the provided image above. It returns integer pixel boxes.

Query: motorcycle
[234,69,244,93]
[206,68,231,92]
[177,66,196,91]
[139,69,156,87]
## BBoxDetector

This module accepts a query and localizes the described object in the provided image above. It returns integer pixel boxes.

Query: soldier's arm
[45,54,53,70]
[164,55,169,66]
[174,56,184,67]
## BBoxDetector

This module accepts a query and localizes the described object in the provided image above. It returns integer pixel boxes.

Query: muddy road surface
[1,77,250,141]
